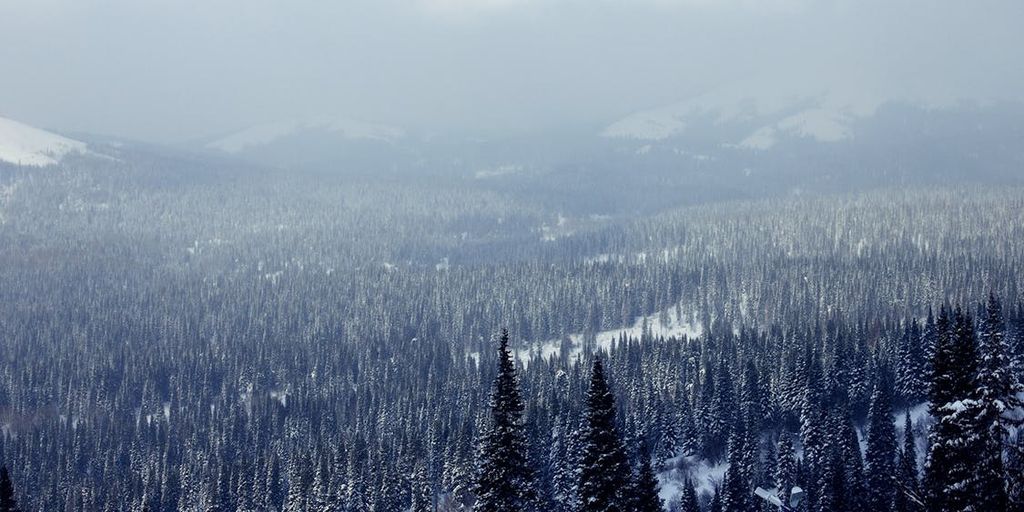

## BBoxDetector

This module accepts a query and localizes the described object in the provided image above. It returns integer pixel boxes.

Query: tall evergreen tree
[924,307,987,512]
[721,424,751,512]
[677,479,701,512]
[894,413,922,511]
[864,367,897,512]
[1008,432,1024,512]
[977,294,1024,506]
[628,447,664,512]
[579,358,632,512]
[896,319,928,404]
[775,434,797,507]
[410,462,432,512]
[474,329,538,512]
[0,467,17,512]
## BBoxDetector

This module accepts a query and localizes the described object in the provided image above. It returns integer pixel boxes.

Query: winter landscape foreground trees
[2,175,1024,510]
[471,296,1023,512]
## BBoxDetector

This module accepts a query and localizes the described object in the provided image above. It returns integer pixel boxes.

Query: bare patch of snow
[0,116,89,166]
[517,302,702,366]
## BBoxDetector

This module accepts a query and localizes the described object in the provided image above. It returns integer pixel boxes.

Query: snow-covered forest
[3,1,1024,510]
[0,151,1022,510]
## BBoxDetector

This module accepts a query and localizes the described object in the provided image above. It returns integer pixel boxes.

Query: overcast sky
[1,0,1022,142]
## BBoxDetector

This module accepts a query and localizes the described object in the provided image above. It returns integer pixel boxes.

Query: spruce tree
[894,412,921,511]
[775,434,797,506]
[628,447,663,512]
[0,467,17,512]
[1007,432,1024,512]
[410,462,432,512]
[864,368,897,512]
[678,479,700,512]
[721,424,751,512]
[924,307,986,512]
[896,319,928,404]
[474,329,537,512]
[709,486,723,512]
[579,358,632,512]
[977,294,1023,507]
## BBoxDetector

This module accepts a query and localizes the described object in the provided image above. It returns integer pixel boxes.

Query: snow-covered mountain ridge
[0,116,89,166]
[602,82,984,149]
[207,117,405,154]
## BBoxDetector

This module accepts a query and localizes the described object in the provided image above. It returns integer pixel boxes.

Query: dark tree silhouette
[474,329,538,512]
[579,359,632,512]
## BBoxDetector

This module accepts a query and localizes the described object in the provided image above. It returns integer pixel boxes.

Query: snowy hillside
[207,117,405,153]
[0,116,88,166]
[602,80,971,149]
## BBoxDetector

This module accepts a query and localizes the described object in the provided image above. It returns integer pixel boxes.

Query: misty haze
[0,1,1023,511]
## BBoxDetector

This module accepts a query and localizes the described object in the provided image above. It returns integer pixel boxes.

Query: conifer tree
[864,368,897,512]
[896,319,928,404]
[894,412,921,511]
[925,307,986,511]
[775,434,797,507]
[550,415,579,512]
[709,486,723,512]
[628,447,664,512]
[579,358,632,512]
[721,424,751,512]
[1007,432,1024,512]
[677,479,700,512]
[977,294,1023,507]
[410,462,433,512]
[473,329,537,512]
[0,466,18,512]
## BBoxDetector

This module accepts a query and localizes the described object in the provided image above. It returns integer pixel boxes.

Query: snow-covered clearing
[515,302,703,367]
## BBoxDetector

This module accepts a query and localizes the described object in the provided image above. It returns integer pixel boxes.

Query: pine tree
[709,486,723,512]
[924,307,987,512]
[473,329,538,512]
[775,434,797,507]
[410,462,432,512]
[677,479,701,512]
[1007,432,1024,512]
[896,319,928,404]
[550,414,580,512]
[721,424,751,512]
[977,294,1023,508]
[894,412,921,511]
[579,358,632,512]
[628,447,663,512]
[864,367,897,512]
[283,456,310,512]
[0,467,18,512]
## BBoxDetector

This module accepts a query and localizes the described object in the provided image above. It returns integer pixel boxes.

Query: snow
[474,164,524,179]
[739,126,778,150]
[208,116,405,153]
[602,81,818,141]
[658,455,728,504]
[0,116,89,166]
[738,106,866,150]
[601,76,972,145]
[517,302,702,366]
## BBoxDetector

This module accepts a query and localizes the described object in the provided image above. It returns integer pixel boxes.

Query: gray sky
[1,0,1022,142]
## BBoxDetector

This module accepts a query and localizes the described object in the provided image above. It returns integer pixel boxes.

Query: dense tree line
[0,159,1023,510]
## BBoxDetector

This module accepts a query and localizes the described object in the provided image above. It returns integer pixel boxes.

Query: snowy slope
[602,79,971,148]
[0,116,88,166]
[208,117,405,153]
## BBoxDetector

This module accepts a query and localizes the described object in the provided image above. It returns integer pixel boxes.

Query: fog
[1,0,1022,142]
